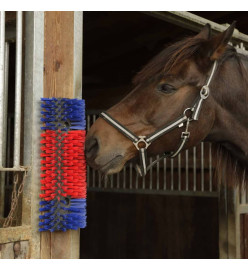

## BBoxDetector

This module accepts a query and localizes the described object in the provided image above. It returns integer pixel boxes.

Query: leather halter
[100,61,217,177]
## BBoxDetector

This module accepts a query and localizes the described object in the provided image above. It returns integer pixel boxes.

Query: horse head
[86,22,248,176]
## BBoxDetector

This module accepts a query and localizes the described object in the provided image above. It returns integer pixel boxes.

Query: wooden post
[41,11,81,259]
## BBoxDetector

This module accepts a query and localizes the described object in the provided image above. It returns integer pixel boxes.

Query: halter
[100,61,217,177]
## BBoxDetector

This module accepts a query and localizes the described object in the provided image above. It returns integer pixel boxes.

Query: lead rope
[3,170,29,228]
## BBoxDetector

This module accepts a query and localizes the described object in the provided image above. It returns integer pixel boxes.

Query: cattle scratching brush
[39,98,87,232]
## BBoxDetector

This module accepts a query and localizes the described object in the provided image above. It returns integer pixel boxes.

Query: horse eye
[157,83,176,94]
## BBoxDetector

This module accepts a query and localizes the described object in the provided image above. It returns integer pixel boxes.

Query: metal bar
[104,176,108,188]
[241,170,246,205]
[123,165,126,189]
[87,165,90,188]
[117,169,120,189]
[2,42,9,166]
[143,11,248,48]
[156,155,159,190]
[142,175,145,189]
[6,116,11,186]
[0,11,5,167]
[171,158,174,190]
[0,167,29,171]
[0,42,9,217]
[110,174,113,188]
[73,12,83,99]
[178,153,181,191]
[209,143,212,192]
[92,167,95,188]
[13,11,23,168]
[98,171,101,188]
[135,173,139,189]
[185,149,189,191]
[193,146,196,191]
[201,142,204,192]
[129,162,132,189]
[149,157,153,189]
[163,158,166,190]
[22,11,44,258]
[93,114,96,125]
[88,187,219,198]
[87,115,90,132]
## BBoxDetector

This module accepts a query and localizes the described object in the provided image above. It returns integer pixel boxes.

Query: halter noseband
[100,61,217,177]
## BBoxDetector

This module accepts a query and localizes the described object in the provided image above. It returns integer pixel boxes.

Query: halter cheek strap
[100,60,217,177]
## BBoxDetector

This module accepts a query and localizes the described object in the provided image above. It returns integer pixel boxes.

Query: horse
[85,22,248,187]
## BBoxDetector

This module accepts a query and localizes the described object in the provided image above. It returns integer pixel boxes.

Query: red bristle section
[40,130,86,201]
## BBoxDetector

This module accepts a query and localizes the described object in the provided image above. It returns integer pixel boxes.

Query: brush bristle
[41,98,86,130]
[39,98,87,232]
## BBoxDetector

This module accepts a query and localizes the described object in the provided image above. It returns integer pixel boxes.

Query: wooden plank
[0,241,29,259]
[0,225,31,244]
[43,11,74,98]
[0,242,15,259]
[41,11,80,259]
[40,231,51,259]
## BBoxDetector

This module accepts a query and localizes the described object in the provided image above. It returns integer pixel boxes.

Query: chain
[3,170,28,228]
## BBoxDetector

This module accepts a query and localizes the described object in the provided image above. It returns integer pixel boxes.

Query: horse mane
[133,34,248,187]
[133,36,207,85]
[133,35,248,87]
[213,144,247,189]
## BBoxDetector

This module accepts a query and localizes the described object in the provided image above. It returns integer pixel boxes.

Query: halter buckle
[133,136,151,150]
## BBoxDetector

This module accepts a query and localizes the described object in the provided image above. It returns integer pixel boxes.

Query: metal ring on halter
[183,107,194,121]
[200,85,209,99]
[133,136,151,151]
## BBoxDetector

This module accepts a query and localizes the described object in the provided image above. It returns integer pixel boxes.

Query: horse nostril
[85,137,99,161]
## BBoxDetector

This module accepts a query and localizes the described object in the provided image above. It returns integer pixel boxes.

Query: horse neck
[207,54,248,165]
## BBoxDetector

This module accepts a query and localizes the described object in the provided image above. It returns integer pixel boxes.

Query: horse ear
[195,24,211,40]
[205,21,236,60]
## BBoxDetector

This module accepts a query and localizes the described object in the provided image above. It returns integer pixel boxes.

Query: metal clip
[181,118,190,139]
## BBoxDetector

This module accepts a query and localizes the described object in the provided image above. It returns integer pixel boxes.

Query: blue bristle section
[39,199,87,232]
[40,98,86,130]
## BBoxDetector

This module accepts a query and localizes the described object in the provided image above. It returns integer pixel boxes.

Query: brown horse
[85,22,248,182]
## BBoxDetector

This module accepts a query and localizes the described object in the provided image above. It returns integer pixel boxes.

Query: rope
[3,169,29,228]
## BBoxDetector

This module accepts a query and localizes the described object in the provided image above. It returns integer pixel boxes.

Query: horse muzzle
[85,135,125,174]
